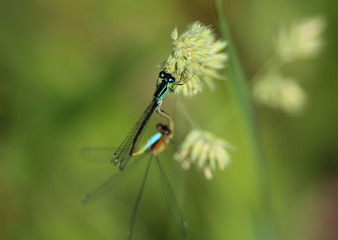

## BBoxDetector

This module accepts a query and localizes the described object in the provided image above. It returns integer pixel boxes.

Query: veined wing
[80,147,114,163]
[155,156,188,236]
[127,154,153,240]
[111,100,159,170]
[82,153,147,204]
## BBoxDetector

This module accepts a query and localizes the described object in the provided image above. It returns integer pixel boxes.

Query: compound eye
[159,71,166,78]
[168,76,175,83]
[157,124,163,130]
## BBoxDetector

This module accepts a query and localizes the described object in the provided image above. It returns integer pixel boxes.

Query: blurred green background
[1,0,338,239]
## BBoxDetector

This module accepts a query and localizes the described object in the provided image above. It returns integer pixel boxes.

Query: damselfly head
[157,123,171,135]
[159,71,166,78]
[159,71,176,83]
[168,75,175,83]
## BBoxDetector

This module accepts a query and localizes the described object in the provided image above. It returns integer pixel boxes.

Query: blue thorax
[144,132,162,151]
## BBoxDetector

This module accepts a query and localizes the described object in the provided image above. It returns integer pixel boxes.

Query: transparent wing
[155,156,188,236]
[127,154,153,240]
[80,147,114,164]
[112,100,159,170]
[82,153,147,204]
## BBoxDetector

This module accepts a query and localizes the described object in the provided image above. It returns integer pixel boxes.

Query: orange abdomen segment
[150,136,166,155]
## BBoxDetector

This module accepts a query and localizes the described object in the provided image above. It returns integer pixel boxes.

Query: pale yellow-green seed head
[253,74,307,115]
[174,129,232,179]
[274,17,326,62]
[161,22,227,96]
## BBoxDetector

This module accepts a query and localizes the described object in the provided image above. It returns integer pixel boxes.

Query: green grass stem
[215,0,276,239]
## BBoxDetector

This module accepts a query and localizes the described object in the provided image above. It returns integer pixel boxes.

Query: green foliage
[1,0,338,240]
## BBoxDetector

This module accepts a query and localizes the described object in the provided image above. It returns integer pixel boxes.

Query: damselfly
[82,119,187,239]
[112,71,190,170]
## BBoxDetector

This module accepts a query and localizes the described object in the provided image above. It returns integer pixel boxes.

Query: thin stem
[250,53,283,83]
[176,96,200,129]
[215,0,276,239]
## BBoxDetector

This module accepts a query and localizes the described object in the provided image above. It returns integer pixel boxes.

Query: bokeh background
[1,0,338,239]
